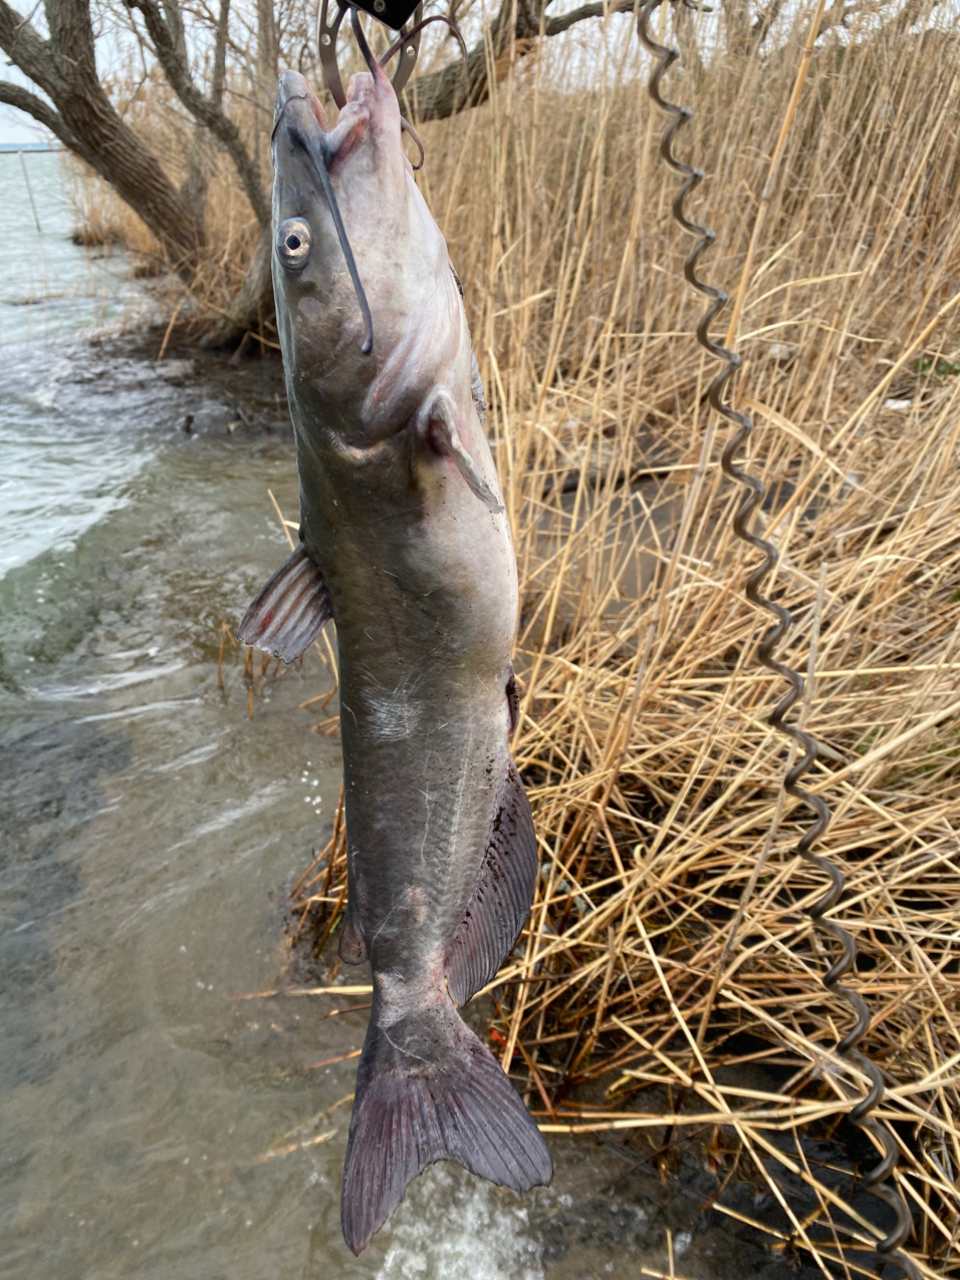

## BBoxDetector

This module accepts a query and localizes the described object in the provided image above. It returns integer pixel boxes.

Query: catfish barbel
[238,21,552,1255]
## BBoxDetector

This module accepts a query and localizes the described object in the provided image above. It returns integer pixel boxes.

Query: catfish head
[271,57,463,451]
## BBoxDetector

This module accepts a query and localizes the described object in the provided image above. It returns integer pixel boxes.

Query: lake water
[0,153,810,1280]
[0,151,553,1280]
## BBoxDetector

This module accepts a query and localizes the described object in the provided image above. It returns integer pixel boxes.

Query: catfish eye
[276,218,311,271]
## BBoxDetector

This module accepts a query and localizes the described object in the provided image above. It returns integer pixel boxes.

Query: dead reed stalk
[228,3,959,1271]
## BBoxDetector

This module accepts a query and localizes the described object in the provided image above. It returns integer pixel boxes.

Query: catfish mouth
[272,69,371,150]
[272,69,375,355]
[272,70,327,141]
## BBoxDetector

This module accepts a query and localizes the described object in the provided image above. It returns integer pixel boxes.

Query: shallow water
[0,359,568,1279]
[0,156,818,1280]
[0,156,558,1280]
[0,150,155,577]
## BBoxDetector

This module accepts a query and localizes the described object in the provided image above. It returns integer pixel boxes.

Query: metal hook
[317,0,424,108]
[317,0,349,108]
[387,5,424,98]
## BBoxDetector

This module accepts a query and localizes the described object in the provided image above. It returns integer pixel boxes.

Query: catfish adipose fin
[341,996,552,1256]
[237,543,332,663]
[421,388,504,515]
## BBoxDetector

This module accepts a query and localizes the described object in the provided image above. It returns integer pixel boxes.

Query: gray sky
[0,112,53,145]
[0,64,55,145]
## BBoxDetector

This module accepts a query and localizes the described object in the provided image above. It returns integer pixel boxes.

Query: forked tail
[341,996,552,1254]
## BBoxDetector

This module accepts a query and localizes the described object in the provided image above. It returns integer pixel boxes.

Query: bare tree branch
[125,0,270,226]
[180,0,229,230]
[211,0,228,104]
[543,0,635,39]
[0,77,77,143]
[0,0,61,96]
[402,0,636,122]
[751,0,785,46]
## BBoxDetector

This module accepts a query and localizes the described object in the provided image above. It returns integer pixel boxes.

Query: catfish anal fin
[237,543,332,664]
[424,389,503,515]
[445,756,537,1007]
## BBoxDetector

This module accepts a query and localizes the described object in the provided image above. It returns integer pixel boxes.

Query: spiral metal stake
[636,3,918,1275]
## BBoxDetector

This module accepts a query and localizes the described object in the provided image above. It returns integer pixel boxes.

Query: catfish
[238,33,552,1256]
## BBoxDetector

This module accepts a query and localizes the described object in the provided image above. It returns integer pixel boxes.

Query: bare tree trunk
[202,224,274,348]
[401,0,637,122]
[0,0,279,342]
[180,0,232,238]
[255,0,278,188]
[0,0,205,279]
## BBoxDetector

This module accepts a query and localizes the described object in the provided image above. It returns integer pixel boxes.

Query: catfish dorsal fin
[445,756,538,1007]
[237,543,332,664]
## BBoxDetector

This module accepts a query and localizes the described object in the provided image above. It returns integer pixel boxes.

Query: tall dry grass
[278,5,960,1275]
[111,1,958,1272]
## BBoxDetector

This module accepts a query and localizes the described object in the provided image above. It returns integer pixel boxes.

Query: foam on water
[0,348,146,576]
[377,1165,544,1280]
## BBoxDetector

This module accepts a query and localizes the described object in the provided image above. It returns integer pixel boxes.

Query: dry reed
[204,2,960,1272]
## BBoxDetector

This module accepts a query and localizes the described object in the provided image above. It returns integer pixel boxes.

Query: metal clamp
[317,0,424,107]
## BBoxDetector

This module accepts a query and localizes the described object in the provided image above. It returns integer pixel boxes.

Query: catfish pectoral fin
[423,388,504,515]
[237,543,332,663]
[341,999,552,1254]
[446,756,538,1008]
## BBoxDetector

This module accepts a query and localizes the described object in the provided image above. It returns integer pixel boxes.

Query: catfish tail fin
[341,997,552,1254]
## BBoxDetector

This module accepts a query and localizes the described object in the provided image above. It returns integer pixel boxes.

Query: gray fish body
[293,344,517,981]
[239,64,551,1253]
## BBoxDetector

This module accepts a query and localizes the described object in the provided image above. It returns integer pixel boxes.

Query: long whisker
[400,116,425,170]
[288,122,374,356]
[271,93,309,143]
[379,15,467,68]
